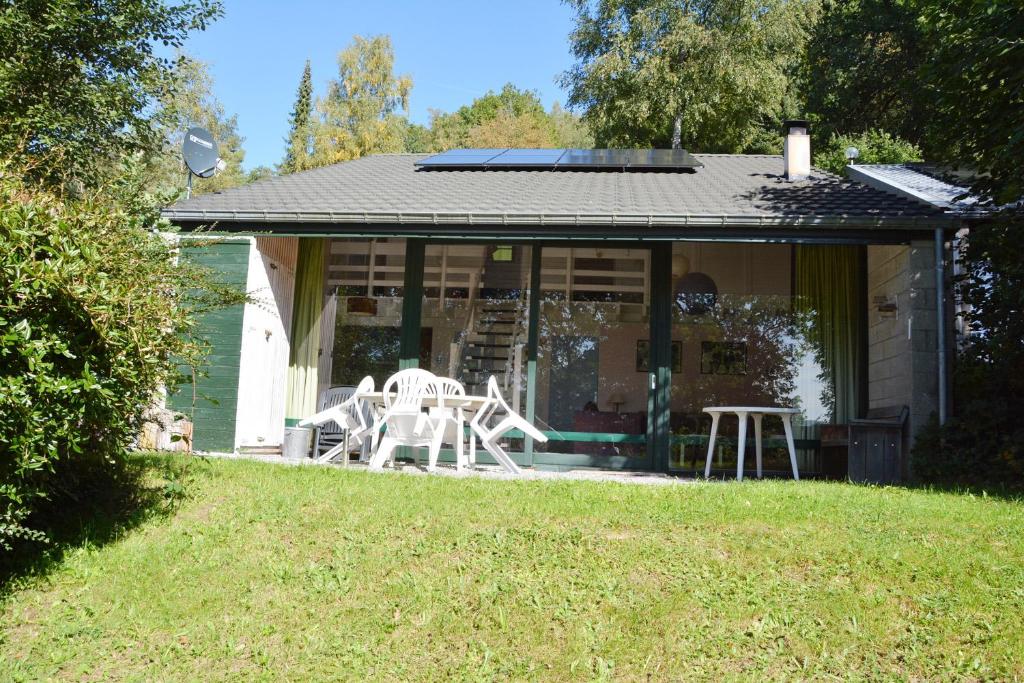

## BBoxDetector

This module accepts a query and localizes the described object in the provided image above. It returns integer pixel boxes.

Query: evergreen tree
[281,60,314,174]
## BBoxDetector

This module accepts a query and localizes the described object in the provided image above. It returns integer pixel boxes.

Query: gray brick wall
[867,245,912,410]
[866,242,942,465]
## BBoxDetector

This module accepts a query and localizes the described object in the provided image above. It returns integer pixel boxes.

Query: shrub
[0,161,241,551]
[911,217,1024,490]
[814,129,923,176]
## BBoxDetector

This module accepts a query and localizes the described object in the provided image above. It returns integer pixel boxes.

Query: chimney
[783,119,810,180]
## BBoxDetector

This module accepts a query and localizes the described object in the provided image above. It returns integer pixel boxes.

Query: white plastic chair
[299,376,375,464]
[431,377,468,470]
[368,368,439,469]
[469,376,548,475]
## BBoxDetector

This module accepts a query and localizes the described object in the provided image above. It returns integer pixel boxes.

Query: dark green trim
[523,245,542,465]
[670,434,819,448]
[649,243,673,471]
[856,245,870,418]
[398,239,425,369]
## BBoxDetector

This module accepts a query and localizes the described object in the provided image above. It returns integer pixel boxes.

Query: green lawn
[2,456,1023,681]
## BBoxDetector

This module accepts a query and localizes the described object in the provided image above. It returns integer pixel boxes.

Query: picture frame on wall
[700,341,748,375]
[636,340,683,373]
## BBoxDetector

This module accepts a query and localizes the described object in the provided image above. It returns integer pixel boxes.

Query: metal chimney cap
[783,119,810,135]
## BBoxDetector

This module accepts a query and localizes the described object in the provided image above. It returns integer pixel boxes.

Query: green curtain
[795,246,864,423]
[286,238,325,422]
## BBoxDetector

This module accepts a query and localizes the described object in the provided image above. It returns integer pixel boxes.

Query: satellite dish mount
[182,126,222,198]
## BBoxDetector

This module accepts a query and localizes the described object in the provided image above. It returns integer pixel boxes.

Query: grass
[2,455,1023,681]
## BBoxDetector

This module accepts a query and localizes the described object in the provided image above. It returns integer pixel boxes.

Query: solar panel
[626,149,703,170]
[555,149,633,169]
[415,148,703,172]
[414,149,506,168]
[484,149,567,168]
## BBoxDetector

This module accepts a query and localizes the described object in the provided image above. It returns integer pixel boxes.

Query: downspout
[935,227,948,425]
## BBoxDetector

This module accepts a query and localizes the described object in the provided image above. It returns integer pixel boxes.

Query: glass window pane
[534,247,651,466]
[422,245,531,400]
[327,238,407,388]
[668,242,862,475]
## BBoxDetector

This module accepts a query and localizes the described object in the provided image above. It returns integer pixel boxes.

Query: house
[161,125,964,477]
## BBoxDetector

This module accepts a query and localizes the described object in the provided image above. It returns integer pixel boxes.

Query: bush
[911,216,1024,490]
[0,161,240,551]
[814,129,923,176]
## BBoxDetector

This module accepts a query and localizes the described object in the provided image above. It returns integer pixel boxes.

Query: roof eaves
[161,208,955,230]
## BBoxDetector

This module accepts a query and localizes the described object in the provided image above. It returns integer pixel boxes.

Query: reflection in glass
[668,242,861,474]
[421,245,531,410]
[534,248,650,464]
[327,238,407,388]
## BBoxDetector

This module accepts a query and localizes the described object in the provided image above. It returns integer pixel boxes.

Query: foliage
[311,35,412,165]
[0,163,242,551]
[0,0,222,186]
[908,0,1024,487]
[549,102,595,150]
[428,84,592,151]
[145,53,249,195]
[912,219,1024,488]
[280,60,314,174]
[401,122,435,154]
[814,129,922,176]
[802,0,928,150]
[3,455,1024,679]
[919,0,1024,206]
[561,0,812,152]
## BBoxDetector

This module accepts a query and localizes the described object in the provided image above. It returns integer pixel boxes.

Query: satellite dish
[182,126,220,178]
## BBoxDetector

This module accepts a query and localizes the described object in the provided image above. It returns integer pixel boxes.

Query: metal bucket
[282,427,313,459]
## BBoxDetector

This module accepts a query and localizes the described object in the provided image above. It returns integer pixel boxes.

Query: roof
[846,164,977,213]
[163,153,949,232]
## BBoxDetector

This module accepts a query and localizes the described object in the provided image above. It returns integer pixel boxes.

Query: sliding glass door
[530,247,654,470]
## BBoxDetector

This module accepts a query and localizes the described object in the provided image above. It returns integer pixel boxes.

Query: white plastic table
[358,392,495,471]
[702,407,800,481]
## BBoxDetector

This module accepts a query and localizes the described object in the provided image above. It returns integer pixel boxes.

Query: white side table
[702,407,801,481]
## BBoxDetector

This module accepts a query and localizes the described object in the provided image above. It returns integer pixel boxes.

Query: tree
[920,0,1024,206]
[802,0,928,150]
[814,129,922,176]
[311,35,412,165]
[401,122,435,154]
[146,54,248,195]
[280,60,314,174]
[427,84,592,150]
[561,0,812,152]
[549,102,595,150]
[465,113,557,148]
[909,0,1024,488]
[0,0,222,185]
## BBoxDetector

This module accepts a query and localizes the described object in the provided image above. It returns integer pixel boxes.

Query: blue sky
[182,0,578,170]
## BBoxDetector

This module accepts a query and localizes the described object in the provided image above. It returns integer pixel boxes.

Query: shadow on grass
[0,452,204,598]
